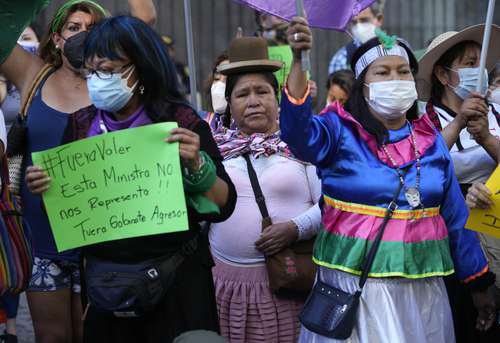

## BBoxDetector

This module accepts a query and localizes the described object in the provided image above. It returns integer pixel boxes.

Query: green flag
[0,0,51,64]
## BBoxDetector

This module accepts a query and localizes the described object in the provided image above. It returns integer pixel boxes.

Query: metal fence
[34,0,499,110]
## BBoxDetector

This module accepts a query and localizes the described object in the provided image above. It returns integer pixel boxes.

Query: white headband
[354,44,410,78]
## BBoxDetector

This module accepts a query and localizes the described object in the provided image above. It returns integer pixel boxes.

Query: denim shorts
[28,257,81,293]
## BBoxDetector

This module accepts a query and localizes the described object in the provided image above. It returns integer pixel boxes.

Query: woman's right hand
[459,92,489,126]
[25,166,51,194]
[466,182,493,209]
[287,16,312,60]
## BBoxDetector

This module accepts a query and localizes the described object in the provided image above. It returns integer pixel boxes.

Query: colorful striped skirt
[299,267,455,343]
[212,256,303,343]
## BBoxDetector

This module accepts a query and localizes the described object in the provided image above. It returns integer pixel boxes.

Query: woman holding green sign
[25,15,236,343]
[0,1,156,342]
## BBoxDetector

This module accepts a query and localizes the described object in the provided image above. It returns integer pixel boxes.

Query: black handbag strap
[243,154,270,219]
[244,152,405,291]
[357,170,407,291]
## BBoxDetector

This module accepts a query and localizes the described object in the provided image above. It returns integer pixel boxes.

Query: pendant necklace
[381,122,423,209]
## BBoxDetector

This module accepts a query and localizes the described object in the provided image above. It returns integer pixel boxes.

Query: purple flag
[235,0,376,30]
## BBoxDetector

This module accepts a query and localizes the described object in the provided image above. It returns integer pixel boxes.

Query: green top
[0,0,50,64]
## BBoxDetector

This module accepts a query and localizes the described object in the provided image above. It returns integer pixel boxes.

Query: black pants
[83,242,219,343]
[445,274,499,343]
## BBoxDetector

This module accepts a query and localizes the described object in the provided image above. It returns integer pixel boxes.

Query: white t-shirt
[435,105,499,184]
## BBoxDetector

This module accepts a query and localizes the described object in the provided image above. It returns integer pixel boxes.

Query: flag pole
[477,0,496,93]
[295,0,311,72]
[183,0,199,111]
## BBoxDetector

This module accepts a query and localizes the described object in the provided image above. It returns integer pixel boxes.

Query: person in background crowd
[210,36,322,343]
[0,25,40,343]
[488,62,500,120]
[0,109,15,343]
[255,12,289,46]
[0,1,156,342]
[282,16,496,342]
[417,25,500,342]
[325,69,354,107]
[26,15,236,342]
[255,12,318,106]
[201,51,234,131]
[328,0,385,75]
[0,26,40,131]
[162,34,191,96]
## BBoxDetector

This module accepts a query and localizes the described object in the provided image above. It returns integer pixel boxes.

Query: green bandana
[375,28,398,50]
[51,0,107,33]
[0,1,51,64]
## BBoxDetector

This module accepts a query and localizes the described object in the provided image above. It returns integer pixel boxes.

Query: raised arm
[0,2,46,98]
[128,0,157,26]
[280,17,340,166]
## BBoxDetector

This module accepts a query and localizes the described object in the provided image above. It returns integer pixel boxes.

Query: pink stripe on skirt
[212,256,304,343]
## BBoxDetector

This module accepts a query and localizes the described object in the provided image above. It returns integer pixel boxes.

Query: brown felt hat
[217,37,283,75]
[416,24,500,101]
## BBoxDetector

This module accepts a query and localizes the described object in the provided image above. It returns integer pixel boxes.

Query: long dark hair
[345,37,419,145]
[84,16,187,122]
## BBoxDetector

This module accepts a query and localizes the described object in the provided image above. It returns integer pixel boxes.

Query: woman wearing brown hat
[281,16,495,342]
[417,25,500,342]
[209,37,322,342]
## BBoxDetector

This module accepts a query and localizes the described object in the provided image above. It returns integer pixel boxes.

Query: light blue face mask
[447,67,488,99]
[87,65,138,113]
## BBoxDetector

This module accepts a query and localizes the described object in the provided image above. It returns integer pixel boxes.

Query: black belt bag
[85,235,198,317]
[299,174,405,339]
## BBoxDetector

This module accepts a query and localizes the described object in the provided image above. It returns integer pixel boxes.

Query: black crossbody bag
[85,235,199,317]
[299,175,406,339]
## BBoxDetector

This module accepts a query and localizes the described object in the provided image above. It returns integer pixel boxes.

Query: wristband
[183,151,217,194]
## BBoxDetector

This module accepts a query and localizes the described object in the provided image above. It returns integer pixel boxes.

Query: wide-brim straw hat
[416,24,500,101]
[217,37,283,75]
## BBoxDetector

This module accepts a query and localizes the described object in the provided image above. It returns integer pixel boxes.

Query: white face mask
[489,88,500,105]
[365,80,418,120]
[351,23,377,43]
[448,67,488,99]
[211,80,227,113]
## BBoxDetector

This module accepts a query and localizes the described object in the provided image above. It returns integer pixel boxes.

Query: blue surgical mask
[87,65,138,113]
[447,67,488,99]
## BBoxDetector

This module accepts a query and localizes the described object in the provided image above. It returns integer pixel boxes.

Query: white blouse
[209,154,321,265]
[435,105,499,184]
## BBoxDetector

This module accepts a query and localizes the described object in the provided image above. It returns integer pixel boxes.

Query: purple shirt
[87,106,152,136]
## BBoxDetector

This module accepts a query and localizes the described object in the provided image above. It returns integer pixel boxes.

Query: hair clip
[375,28,397,50]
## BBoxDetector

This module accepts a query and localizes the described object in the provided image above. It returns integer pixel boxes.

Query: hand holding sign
[466,166,500,238]
[31,123,189,251]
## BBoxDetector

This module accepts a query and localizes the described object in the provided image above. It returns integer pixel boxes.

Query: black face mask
[63,31,88,69]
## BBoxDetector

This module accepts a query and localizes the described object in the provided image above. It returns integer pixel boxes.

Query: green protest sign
[268,45,294,92]
[32,122,189,252]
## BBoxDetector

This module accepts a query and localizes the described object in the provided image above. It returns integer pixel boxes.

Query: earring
[55,45,59,50]
[139,85,145,95]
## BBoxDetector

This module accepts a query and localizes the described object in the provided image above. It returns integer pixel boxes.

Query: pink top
[209,154,321,265]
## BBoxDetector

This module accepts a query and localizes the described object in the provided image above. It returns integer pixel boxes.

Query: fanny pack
[85,235,198,317]
[299,173,405,339]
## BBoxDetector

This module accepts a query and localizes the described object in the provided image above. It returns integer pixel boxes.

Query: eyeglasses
[83,63,133,80]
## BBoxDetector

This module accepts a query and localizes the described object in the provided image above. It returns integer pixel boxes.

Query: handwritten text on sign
[32,123,189,252]
[466,166,500,239]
